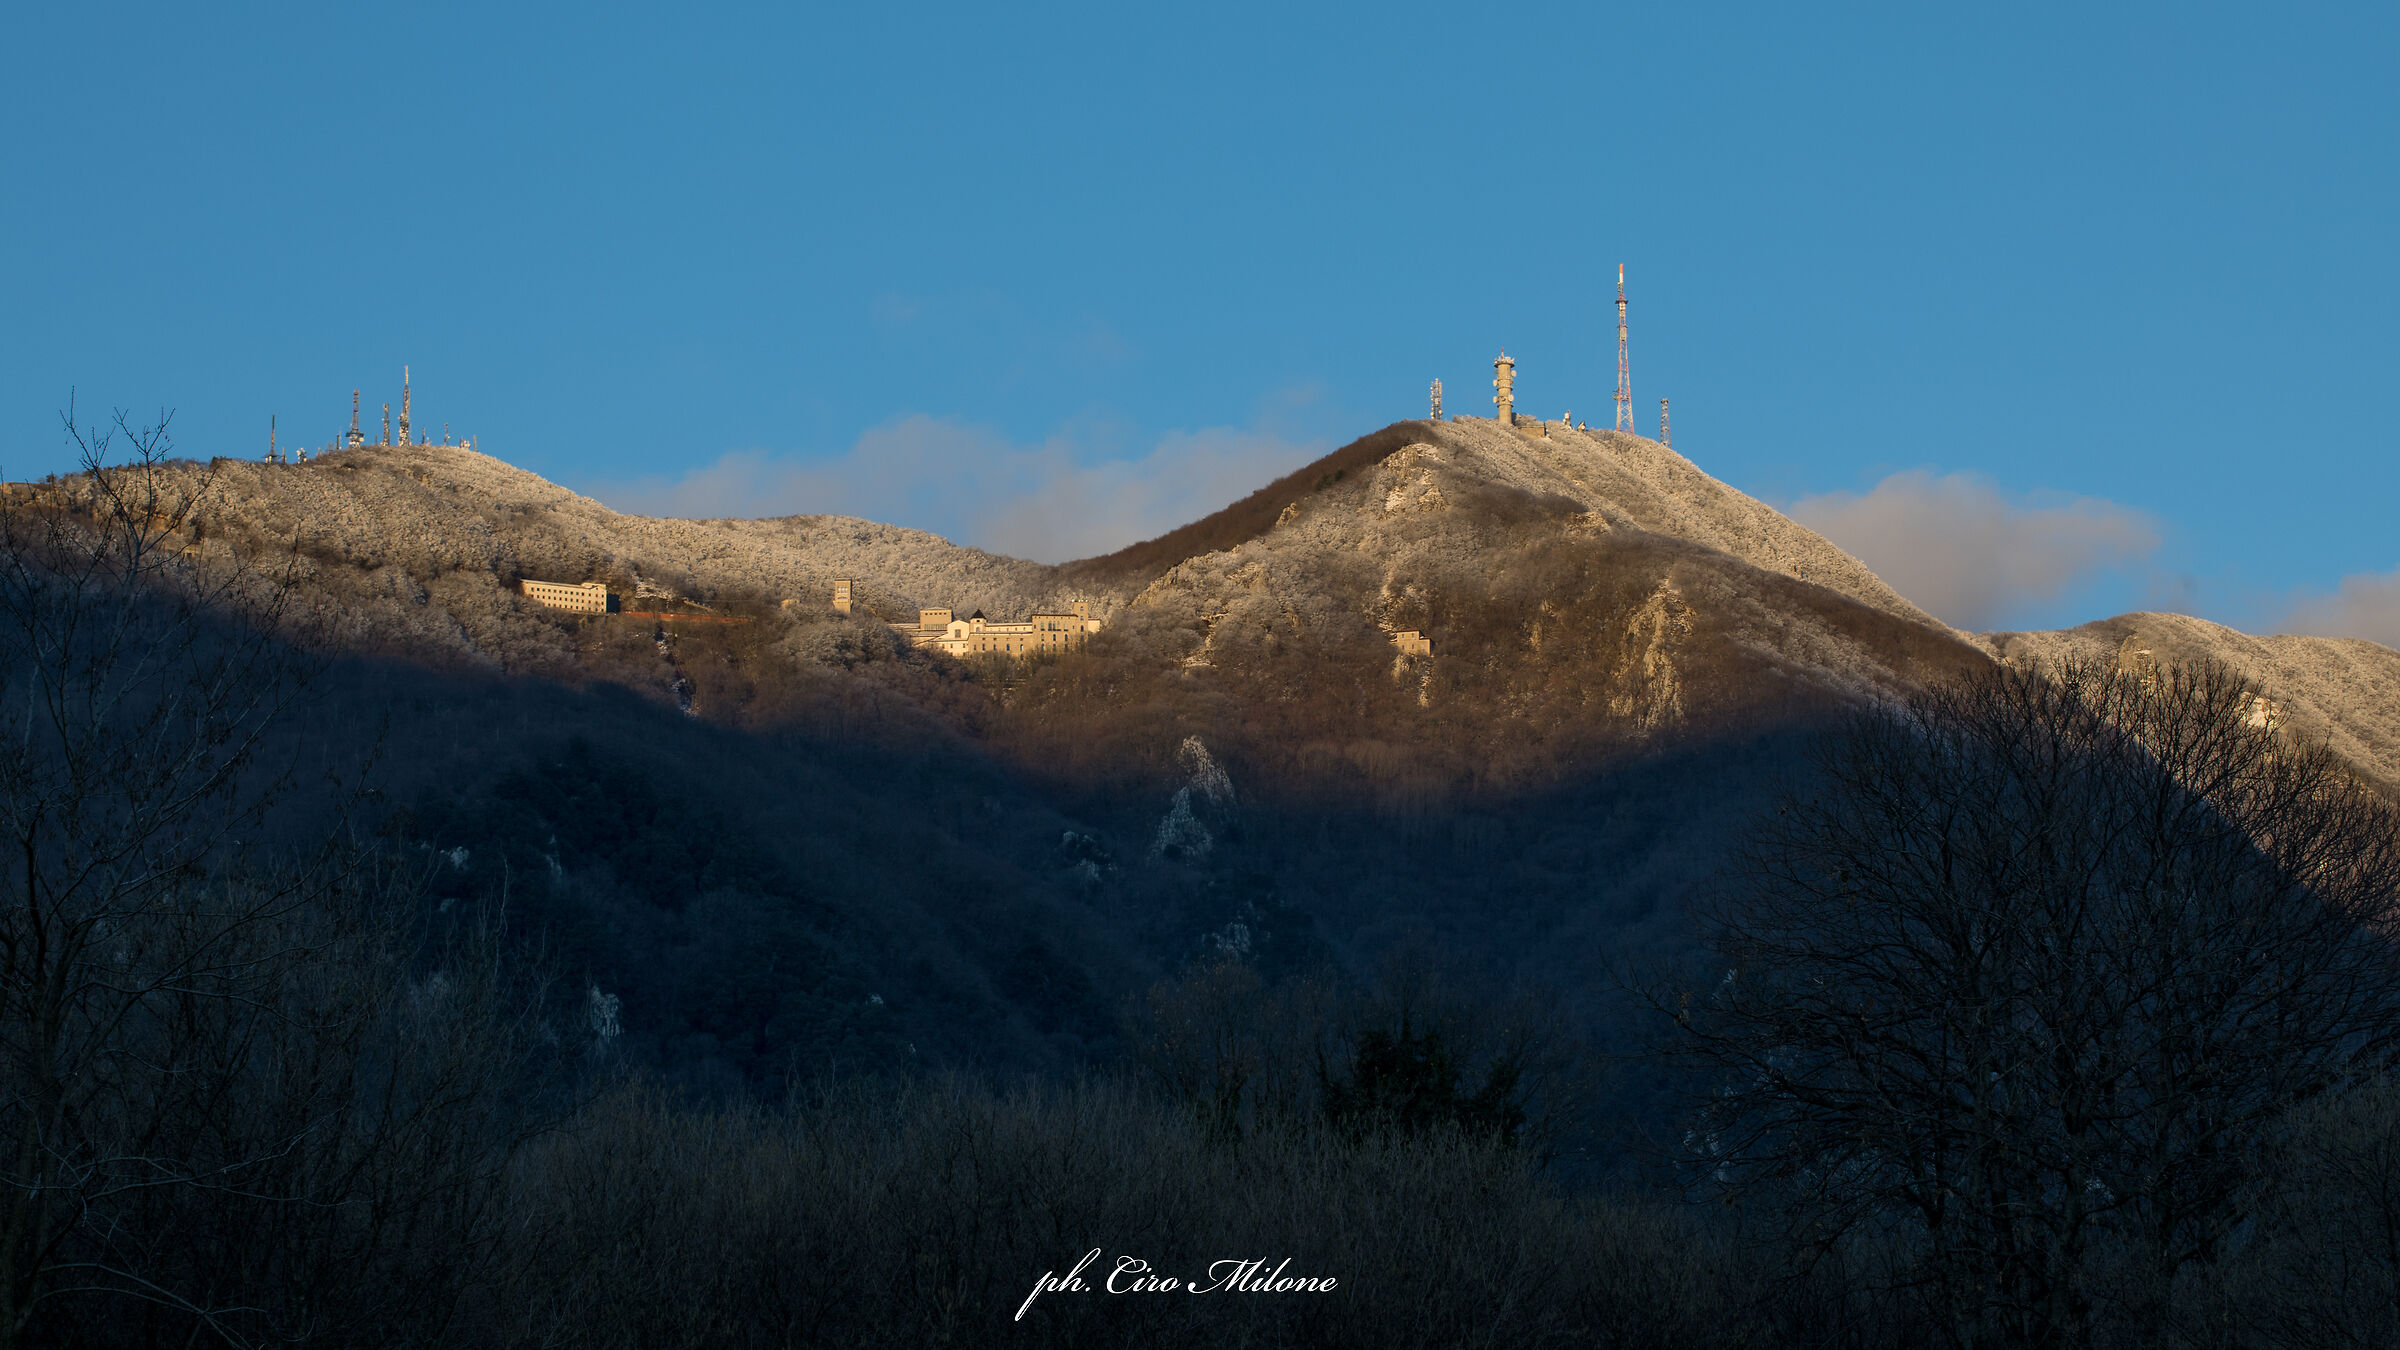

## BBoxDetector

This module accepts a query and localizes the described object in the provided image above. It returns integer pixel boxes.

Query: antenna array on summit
[264,367,477,463]
[1426,261,1682,451]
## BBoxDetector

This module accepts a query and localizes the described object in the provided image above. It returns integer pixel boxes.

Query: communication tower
[1430,378,1443,421]
[398,366,413,446]
[1613,264,1632,432]
[347,390,364,448]
[1660,398,1670,448]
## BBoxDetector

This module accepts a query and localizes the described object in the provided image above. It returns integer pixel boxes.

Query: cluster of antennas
[1425,265,1672,448]
[262,365,475,465]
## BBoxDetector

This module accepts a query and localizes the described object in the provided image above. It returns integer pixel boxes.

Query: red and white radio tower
[1612,264,1632,432]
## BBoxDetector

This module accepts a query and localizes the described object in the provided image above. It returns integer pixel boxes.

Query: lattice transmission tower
[1613,264,1632,432]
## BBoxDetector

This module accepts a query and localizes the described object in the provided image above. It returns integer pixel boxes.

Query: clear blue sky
[4,2,2394,635]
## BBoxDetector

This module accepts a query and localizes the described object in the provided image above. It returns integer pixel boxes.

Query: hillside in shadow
[273,627,1813,1115]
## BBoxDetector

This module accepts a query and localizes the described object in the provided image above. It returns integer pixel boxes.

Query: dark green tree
[1320,1009,1526,1147]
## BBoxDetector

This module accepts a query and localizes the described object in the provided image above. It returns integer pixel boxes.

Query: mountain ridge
[15,416,2393,786]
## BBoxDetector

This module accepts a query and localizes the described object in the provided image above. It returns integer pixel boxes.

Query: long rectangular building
[521,579,611,613]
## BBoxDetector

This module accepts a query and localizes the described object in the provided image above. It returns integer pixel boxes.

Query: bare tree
[1663,657,2400,1350]
[0,410,561,1347]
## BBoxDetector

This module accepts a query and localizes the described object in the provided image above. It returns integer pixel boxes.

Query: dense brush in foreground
[21,1066,2400,1348]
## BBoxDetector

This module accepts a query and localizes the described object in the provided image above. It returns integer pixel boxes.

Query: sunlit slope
[1068,417,1949,633]
[1992,613,2400,786]
[134,444,1088,670]
[80,425,2394,789]
[1100,420,1990,762]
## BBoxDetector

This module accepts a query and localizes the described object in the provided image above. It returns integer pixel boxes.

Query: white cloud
[1787,470,2162,631]
[2277,569,2400,649]
[585,415,1325,564]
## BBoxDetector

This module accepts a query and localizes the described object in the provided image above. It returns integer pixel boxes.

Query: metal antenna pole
[1613,264,1632,432]
[1660,398,1670,448]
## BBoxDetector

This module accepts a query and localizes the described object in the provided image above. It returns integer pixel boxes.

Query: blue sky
[4,2,2394,638]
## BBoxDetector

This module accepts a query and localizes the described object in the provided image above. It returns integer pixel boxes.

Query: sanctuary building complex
[832,577,1100,656]
[831,579,1099,656]
[886,600,1100,658]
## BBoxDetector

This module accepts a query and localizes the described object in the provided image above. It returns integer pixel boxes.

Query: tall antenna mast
[1660,397,1670,448]
[1429,377,1443,421]
[398,365,413,446]
[348,389,363,447]
[1613,264,1632,432]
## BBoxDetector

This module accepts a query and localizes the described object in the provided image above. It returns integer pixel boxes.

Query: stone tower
[1492,352,1516,426]
[1429,378,1443,421]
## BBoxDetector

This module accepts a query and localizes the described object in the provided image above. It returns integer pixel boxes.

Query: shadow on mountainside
[271,632,1818,1159]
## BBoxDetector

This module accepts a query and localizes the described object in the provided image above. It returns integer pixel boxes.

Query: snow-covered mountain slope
[37,421,2392,786]
[1991,612,2400,786]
